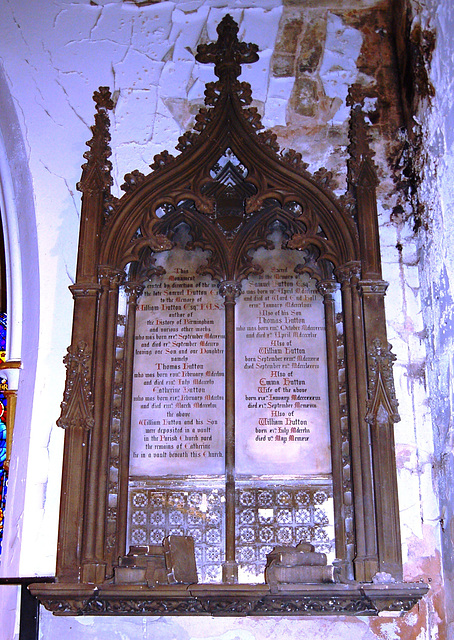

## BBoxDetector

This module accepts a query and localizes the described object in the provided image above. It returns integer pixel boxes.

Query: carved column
[219,280,242,584]
[56,333,96,581]
[81,267,123,584]
[348,98,403,580]
[115,283,144,563]
[316,279,350,579]
[360,283,402,580]
[336,263,378,582]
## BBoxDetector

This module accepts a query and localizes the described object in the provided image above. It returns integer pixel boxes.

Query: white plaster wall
[411,0,454,637]
[36,611,431,640]
[0,53,41,640]
[0,0,446,638]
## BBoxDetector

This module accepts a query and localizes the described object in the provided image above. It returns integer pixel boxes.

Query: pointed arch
[0,62,39,580]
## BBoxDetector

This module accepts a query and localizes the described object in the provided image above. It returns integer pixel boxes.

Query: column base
[353,556,379,583]
[81,562,107,584]
[222,561,238,584]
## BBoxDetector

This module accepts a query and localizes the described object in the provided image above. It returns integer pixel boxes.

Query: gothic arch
[0,64,39,579]
[97,62,358,278]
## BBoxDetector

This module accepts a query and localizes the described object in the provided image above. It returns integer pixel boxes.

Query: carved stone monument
[29,14,428,617]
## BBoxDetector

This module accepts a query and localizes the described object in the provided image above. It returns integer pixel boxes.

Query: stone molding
[30,582,428,617]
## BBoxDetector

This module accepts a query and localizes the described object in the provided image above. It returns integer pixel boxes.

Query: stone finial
[346,86,378,189]
[77,87,114,196]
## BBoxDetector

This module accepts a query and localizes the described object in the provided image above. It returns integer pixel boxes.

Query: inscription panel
[130,242,330,478]
[235,247,331,475]
[130,244,225,476]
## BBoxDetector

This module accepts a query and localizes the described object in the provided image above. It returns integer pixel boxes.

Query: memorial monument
[30,15,428,616]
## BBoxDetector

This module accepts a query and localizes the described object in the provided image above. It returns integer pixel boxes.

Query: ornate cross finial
[196,15,259,81]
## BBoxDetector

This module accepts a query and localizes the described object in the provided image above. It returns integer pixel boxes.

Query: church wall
[0,0,448,638]
[403,0,454,638]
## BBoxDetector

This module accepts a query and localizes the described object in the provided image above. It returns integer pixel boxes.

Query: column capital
[98,266,125,288]
[123,282,144,303]
[358,280,389,296]
[218,280,242,300]
[70,283,101,298]
[316,279,339,298]
[335,262,361,284]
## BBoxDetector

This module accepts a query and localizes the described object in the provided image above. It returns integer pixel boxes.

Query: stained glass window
[0,313,7,554]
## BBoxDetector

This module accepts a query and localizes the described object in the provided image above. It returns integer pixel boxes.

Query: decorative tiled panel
[129,485,225,583]
[129,481,334,584]
[236,484,334,582]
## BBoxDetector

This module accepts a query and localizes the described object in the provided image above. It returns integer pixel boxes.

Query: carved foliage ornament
[35,585,427,617]
[196,14,259,81]
[365,339,400,425]
[57,341,94,430]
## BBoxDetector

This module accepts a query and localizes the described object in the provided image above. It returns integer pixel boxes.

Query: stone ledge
[29,581,429,617]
